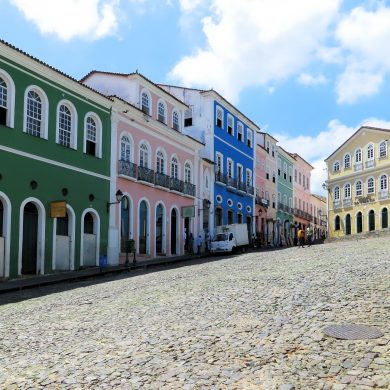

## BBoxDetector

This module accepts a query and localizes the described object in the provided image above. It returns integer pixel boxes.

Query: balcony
[183,182,196,197]
[246,185,255,195]
[379,189,389,200]
[215,171,228,185]
[118,160,137,179]
[137,166,155,184]
[226,176,237,189]
[365,159,375,169]
[343,198,353,207]
[255,197,269,207]
[155,172,170,189]
[237,181,247,192]
[170,177,184,193]
[354,163,363,172]
[333,200,342,209]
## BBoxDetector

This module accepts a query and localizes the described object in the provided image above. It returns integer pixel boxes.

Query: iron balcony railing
[237,181,246,192]
[255,196,269,207]
[137,165,155,184]
[343,198,353,207]
[118,160,137,179]
[155,172,171,189]
[183,182,196,197]
[170,177,184,192]
[215,171,228,185]
[226,176,237,188]
[246,185,255,195]
[333,200,342,209]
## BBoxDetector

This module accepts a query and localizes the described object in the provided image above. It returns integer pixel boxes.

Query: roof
[0,39,113,105]
[277,145,296,161]
[325,126,390,162]
[80,70,188,108]
[311,194,327,203]
[288,152,314,169]
[258,131,278,143]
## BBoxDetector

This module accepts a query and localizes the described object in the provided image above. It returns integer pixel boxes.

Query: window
[57,103,75,148]
[298,172,301,185]
[355,180,362,196]
[25,90,42,137]
[120,135,132,162]
[303,174,306,188]
[237,164,243,182]
[283,194,287,205]
[216,152,223,173]
[306,177,309,189]
[172,111,180,131]
[379,141,387,158]
[334,186,340,200]
[184,107,192,127]
[247,129,253,148]
[367,177,375,194]
[171,156,179,179]
[216,106,223,128]
[344,183,351,198]
[139,143,149,168]
[335,215,340,231]
[85,116,97,156]
[333,161,340,172]
[278,158,281,175]
[289,166,292,182]
[0,77,7,125]
[344,153,351,169]
[246,169,252,187]
[294,169,297,182]
[141,91,150,115]
[355,148,362,163]
[271,144,275,157]
[266,140,270,153]
[367,144,374,160]
[156,150,165,173]
[0,71,15,127]
[272,171,275,183]
[227,114,234,135]
[283,162,287,180]
[227,158,233,179]
[158,101,166,123]
[266,166,269,180]
[380,174,388,190]
[237,122,243,141]
[184,162,192,183]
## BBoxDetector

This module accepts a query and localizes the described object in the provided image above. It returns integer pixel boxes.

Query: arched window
[172,111,180,131]
[158,101,166,123]
[227,114,234,135]
[141,91,150,115]
[334,215,340,231]
[171,156,179,179]
[58,104,72,148]
[380,174,388,190]
[334,186,340,200]
[355,148,362,163]
[120,135,131,162]
[367,177,375,194]
[85,116,97,156]
[0,77,8,126]
[344,183,351,198]
[26,90,42,137]
[0,71,15,128]
[379,141,387,159]
[333,161,340,172]
[139,143,149,168]
[216,106,223,128]
[156,150,165,173]
[344,154,351,169]
[184,162,192,183]
[355,180,362,197]
[367,144,374,160]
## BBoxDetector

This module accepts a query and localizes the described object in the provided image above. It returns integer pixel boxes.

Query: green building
[276,146,294,244]
[0,40,112,279]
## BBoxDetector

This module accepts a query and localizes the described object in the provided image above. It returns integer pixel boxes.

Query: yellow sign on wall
[50,201,67,218]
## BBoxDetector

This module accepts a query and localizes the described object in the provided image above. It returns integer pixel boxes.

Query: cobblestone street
[0,237,389,389]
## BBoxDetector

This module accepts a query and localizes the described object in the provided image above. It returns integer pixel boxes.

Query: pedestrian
[205,230,211,252]
[196,234,202,255]
[188,233,194,255]
[183,229,187,253]
[298,228,305,248]
[306,224,313,247]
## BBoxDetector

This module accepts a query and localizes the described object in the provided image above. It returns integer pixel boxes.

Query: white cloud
[179,0,206,12]
[171,0,341,103]
[335,5,390,103]
[297,73,328,86]
[9,0,119,41]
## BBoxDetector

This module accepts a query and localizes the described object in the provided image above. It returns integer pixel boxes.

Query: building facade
[325,126,390,238]
[0,40,112,279]
[81,72,203,262]
[310,194,327,239]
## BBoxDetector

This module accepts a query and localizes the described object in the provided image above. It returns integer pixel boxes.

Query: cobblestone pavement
[0,237,389,390]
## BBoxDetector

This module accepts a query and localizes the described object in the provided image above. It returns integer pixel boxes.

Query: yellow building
[325,126,390,238]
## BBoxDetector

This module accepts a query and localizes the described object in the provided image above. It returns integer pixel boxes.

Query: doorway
[156,204,164,254]
[345,214,351,235]
[356,212,362,233]
[171,209,177,255]
[22,202,38,274]
[55,212,71,270]
[83,212,96,267]
[368,210,375,231]
[139,200,148,254]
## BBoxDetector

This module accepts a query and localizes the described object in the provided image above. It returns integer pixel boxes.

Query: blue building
[159,86,259,238]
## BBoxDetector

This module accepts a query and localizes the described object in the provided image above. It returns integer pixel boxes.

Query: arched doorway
[381,208,388,229]
[55,212,71,270]
[139,200,148,254]
[156,204,164,255]
[121,196,131,251]
[215,207,223,226]
[345,214,351,235]
[171,209,177,255]
[22,202,38,274]
[0,200,4,277]
[368,210,375,231]
[247,216,252,243]
[227,209,234,224]
[356,211,362,233]
[83,212,97,266]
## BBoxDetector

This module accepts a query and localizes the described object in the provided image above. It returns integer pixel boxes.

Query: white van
[210,224,249,253]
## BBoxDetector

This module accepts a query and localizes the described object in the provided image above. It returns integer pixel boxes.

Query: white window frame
[333,161,340,172]
[171,155,180,179]
[379,141,387,159]
[334,186,340,201]
[344,183,351,199]
[367,176,375,194]
[344,153,351,169]
[157,100,167,124]
[227,158,233,179]
[184,161,192,183]
[355,148,362,163]
[355,180,362,197]
[216,105,224,128]
[172,109,180,131]
[227,114,234,135]
[56,100,77,149]
[216,152,223,173]
[139,141,151,168]
[120,133,133,162]
[367,144,374,160]
[0,69,15,128]
[247,128,253,148]
[83,112,102,158]
[156,148,166,174]
[237,122,243,142]
[140,89,151,116]
[237,163,244,183]
[246,168,252,187]
[380,174,388,190]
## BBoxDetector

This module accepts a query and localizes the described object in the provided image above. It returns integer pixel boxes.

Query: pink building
[255,132,278,245]
[82,72,204,263]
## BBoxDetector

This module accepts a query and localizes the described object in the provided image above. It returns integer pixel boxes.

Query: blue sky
[2,0,390,192]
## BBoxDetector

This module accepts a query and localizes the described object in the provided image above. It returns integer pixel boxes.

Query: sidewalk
[0,252,212,294]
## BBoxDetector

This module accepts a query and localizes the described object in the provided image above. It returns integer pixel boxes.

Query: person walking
[205,230,211,252]
[188,233,194,255]
[298,228,305,248]
[196,234,203,256]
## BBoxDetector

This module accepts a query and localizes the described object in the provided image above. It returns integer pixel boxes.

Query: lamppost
[107,189,124,212]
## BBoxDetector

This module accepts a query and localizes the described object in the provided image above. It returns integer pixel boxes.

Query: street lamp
[107,189,124,212]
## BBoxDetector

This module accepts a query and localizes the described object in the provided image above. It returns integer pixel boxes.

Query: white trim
[156,147,167,174]
[154,201,166,256]
[80,208,100,267]
[119,131,134,163]
[138,197,151,255]
[83,111,103,158]
[170,153,181,179]
[0,144,110,180]
[56,99,78,150]
[18,197,46,276]
[214,134,254,160]
[0,68,15,128]
[169,205,180,256]
[140,88,152,116]
[119,193,134,252]
[138,139,152,168]
[172,108,181,131]
[0,191,11,278]
[157,99,167,124]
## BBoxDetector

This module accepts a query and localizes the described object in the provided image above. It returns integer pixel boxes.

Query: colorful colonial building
[0,40,112,279]
[325,126,390,238]
[81,72,204,262]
